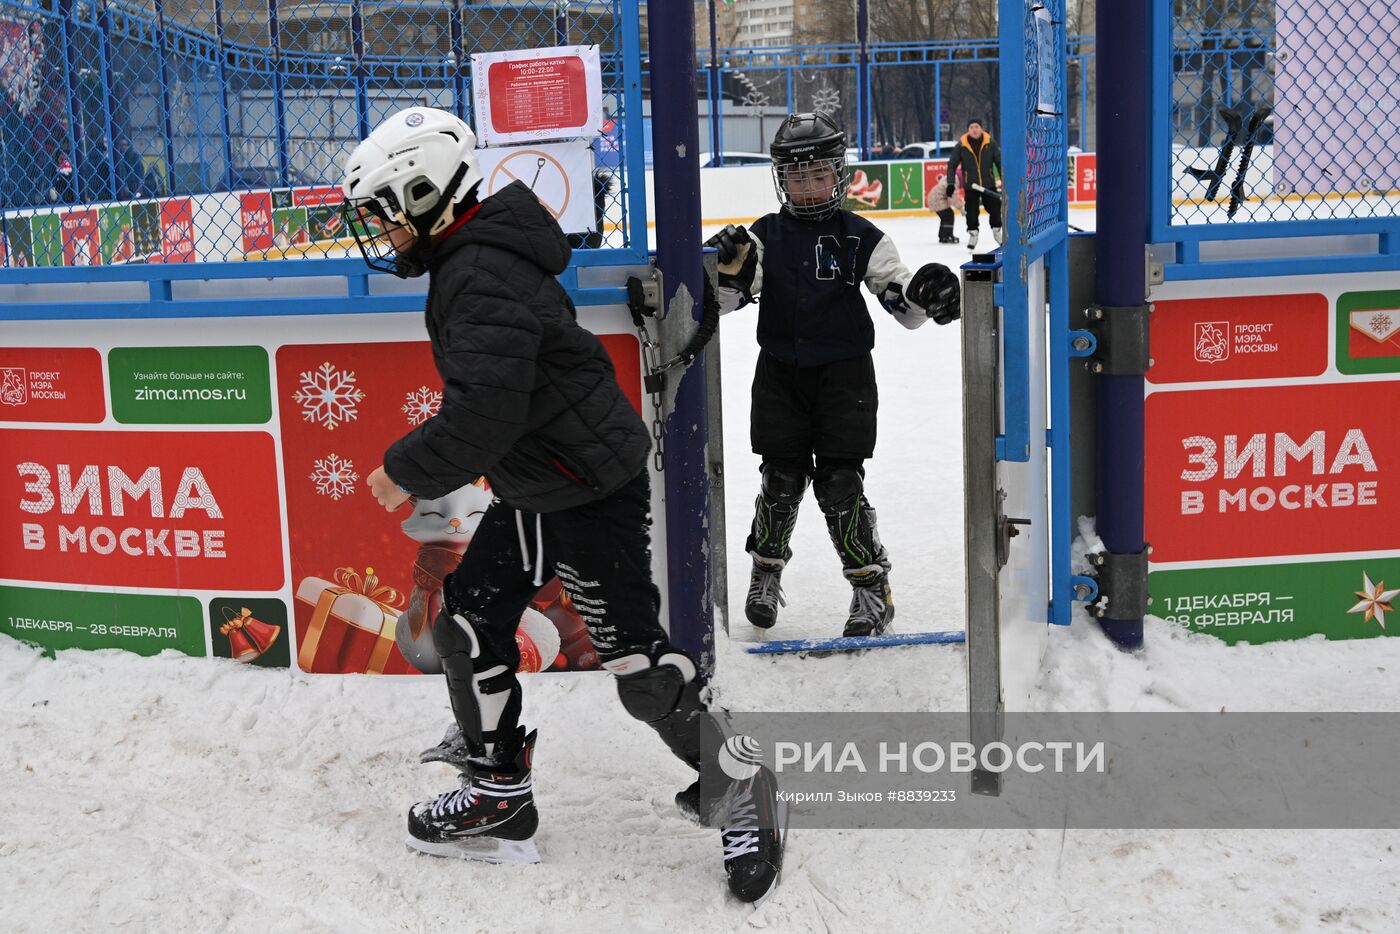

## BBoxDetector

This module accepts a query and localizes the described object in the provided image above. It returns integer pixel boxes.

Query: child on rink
[341,106,782,902]
[705,111,962,638]
[925,166,964,244]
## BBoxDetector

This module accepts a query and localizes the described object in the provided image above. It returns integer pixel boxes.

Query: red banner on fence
[1146,381,1400,563]
[1,428,285,590]
[1148,293,1329,384]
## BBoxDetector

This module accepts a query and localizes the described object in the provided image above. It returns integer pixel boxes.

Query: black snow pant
[747,351,889,573]
[936,207,957,241]
[964,187,1003,232]
[437,469,687,755]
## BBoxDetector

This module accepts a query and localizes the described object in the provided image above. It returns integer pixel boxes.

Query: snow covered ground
[5,212,1400,933]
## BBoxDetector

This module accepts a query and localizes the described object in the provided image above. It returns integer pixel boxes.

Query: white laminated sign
[471,45,604,147]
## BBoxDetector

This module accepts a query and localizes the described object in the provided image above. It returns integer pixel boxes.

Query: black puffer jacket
[947,130,1002,193]
[384,180,650,511]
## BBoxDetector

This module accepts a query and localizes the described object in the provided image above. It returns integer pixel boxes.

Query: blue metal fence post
[645,0,715,675]
[191,61,208,191]
[351,0,370,140]
[707,0,722,165]
[449,0,467,122]
[856,0,870,157]
[213,0,236,190]
[933,60,941,152]
[1093,0,1148,650]
[57,0,85,203]
[267,0,290,186]
[153,0,178,194]
[97,0,118,199]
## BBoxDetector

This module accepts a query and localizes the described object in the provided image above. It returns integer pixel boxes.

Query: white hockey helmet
[340,106,483,277]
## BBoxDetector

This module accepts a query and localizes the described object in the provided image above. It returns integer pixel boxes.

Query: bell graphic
[220,606,282,663]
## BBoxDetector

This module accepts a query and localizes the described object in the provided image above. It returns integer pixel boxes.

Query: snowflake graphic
[403,386,443,426]
[309,453,359,501]
[293,362,364,431]
[813,85,842,113]
[1370,313,1393,336]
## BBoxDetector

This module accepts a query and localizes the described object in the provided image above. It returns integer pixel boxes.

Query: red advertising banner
[486,55,590,135]
[292,185,344,208]
[1074,153,1097,202]
[1,428,285,590]
[0,347,105,423]
[157,198,197,263]
[275,334,641,674]
[60,210,100,266]
[1148,293,1329,384]
[1146,381,1400,563]
[240,192,274,253]
[922,159,951,201]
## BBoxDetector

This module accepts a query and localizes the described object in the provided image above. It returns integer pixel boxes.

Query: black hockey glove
[704,224,758,297]
[944,184,955,198]
[908,262,961,324]
[705,224,750,264]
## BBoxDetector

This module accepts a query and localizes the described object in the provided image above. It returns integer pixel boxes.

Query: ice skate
[842,565,894,637]
[745,556,787,629]
[406,729,540,864]
[992,226,1005,245]
[721,767,787,904]
[967,229,980,250]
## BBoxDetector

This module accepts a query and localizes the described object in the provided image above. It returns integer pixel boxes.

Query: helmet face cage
[772,153,849,221]
[340,193,423,278]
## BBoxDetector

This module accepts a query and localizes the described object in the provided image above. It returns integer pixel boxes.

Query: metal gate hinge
[996,516,1031,570]
[1081,303,1152,376]
[1085,547,1151,619]
[1146,246,1165,288]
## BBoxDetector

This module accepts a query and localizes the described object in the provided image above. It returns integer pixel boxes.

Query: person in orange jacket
[945,119,1004,249]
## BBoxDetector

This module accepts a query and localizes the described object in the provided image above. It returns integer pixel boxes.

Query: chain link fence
[1169,0,1400,226]
[1020,0,1067,243]
[695,35,1094,164]
[0,0,638,269]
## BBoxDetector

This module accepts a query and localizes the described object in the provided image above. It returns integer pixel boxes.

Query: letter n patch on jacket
[815,235,861,285]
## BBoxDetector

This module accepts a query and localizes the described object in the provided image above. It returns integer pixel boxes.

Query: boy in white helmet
[342,107,782,901]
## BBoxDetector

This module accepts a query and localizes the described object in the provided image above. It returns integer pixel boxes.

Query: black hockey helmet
[770,111,848,221]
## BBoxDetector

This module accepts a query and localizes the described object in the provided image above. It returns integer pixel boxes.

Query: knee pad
[760,463,809,505]
[813,466,864,514]
[608,651,699,723]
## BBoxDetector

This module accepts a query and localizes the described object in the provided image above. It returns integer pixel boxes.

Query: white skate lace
[430,774,532,818]
[722,789,760,860]
[431,783,480,818]
[747,566,786,611]
[848,581,886,623]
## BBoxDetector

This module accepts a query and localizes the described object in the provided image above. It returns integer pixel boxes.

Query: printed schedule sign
[471,45,603,146]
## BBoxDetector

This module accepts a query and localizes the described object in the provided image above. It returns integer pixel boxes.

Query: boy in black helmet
[706,111,961,638]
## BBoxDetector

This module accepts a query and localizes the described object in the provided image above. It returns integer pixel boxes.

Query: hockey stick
[1227,105,1272,218]
[744,629,966,655]
[1183,106,1244,201]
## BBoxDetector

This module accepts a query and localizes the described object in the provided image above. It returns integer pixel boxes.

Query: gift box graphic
[294,566,413,674]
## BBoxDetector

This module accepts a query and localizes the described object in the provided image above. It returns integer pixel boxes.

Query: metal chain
[637,320,666,472]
